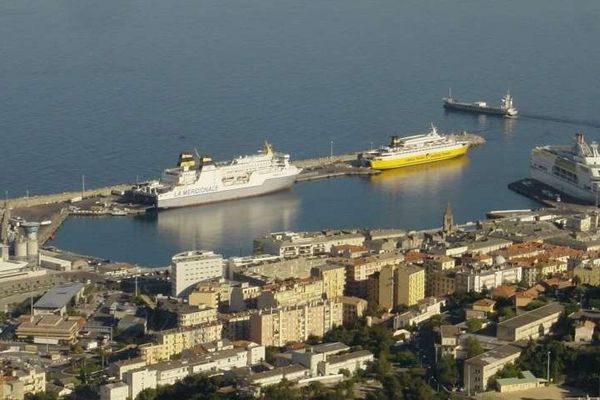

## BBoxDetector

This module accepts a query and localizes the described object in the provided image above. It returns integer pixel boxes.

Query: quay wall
[6,184,131,209]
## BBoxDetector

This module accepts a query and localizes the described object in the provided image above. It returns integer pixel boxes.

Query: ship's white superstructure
[530,133,600,203]
[130,142,301,209]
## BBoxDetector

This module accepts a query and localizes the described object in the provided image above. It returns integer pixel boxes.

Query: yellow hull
[369,145,469,170]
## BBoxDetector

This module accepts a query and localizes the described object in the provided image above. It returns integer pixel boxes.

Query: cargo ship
[127,142,301,209]
[530,133,600,203]
[443,90,518,117]
[359,125,470,170]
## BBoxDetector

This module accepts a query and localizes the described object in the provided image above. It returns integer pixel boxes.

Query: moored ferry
[359,125,470,170]
[530,133,600,203]
[127,142,301,209]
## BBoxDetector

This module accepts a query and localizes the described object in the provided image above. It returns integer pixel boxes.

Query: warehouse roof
[497,302,564,331]
[33,283,85,310]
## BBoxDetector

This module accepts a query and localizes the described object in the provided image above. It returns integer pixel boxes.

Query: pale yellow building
[256,278,325,309]
[249,300,343,346]
[178,305,218,328]
[140,321,223,365]
[330,251,404,298]
[188,279,234,308]
[188,286,219,308]
[311,264,346,300]
[395,264,425,307]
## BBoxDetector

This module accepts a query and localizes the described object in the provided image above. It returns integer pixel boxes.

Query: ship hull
[444,102,517,117]
[530,168,596,203]
[156,174,297,209]
[368,144,468,170]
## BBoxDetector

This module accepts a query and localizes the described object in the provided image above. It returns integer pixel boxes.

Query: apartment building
[518,258,566,287]
[395,264,425,307]
[311,264,346,300]
[455,264,522,293]
[121,342,265,399]
[177,305,218,328]
[426,269,457,297]
[171,251,224,297]
[256,278,325,309]
[140,321,223,365]
[250,300,343,346]
[464,344,523,394]
[331,252,404,299]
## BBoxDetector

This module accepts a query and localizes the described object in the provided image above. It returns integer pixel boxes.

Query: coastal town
[1,193,600,400]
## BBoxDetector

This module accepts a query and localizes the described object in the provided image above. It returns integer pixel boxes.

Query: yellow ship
[360,125,470,170]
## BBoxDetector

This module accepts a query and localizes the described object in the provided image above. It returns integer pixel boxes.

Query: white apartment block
[455,265,522,293]
[115,343,265,399]
[171,250,224,297]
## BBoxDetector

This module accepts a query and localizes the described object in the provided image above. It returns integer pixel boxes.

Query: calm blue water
[2,1,600,266]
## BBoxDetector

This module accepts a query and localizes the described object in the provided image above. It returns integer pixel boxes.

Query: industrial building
[496,302,564,342]
[32,282,85,316]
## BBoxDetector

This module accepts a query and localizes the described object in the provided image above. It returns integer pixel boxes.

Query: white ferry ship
[359,125,470,170]
[530,133,600,203]
[128,142,301,209]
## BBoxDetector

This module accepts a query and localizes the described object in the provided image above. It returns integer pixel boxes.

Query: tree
[435,354,458,388]
[524,299,547,311]
[136,388,157,400]
[260,379,302,400]
[464,336,484,358]
[373,350,392,379]
[427,314,445,328]
[497,306,515,320]
[465,318,483,333]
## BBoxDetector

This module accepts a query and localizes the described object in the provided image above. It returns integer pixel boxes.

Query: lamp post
[330,140,333,159]
[546,351,551,384]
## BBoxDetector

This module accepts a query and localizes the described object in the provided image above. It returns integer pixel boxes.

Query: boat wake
[519,113,600,129]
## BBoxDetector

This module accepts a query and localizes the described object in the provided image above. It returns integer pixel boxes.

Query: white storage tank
[27,238,38,258]
[14,237,27,259]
